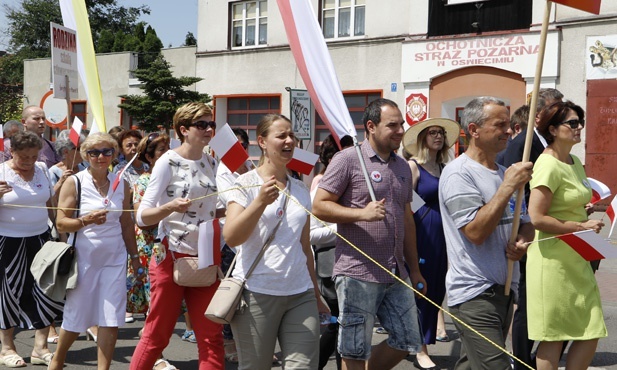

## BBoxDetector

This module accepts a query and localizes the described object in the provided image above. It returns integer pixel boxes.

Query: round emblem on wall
[406,93,428,124]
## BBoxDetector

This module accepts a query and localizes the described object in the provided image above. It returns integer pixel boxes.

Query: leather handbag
[205,182,290,324]
[172,254,222,287]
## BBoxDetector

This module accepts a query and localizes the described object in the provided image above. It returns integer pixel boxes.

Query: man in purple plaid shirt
[313,98,426,370]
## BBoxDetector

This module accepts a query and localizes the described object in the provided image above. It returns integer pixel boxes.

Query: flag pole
[505,0,553,295]
[353,137,377,201]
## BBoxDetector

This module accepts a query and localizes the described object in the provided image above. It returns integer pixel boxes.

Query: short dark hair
[340,135,354,148]
[510,105,530,132]
[137,133,170,165]
[319,134,340,169]
[362,98,398,134]
[10,131,42,151]
[117,129,143,153]
[537,101,584,145]
[536,88,564,113]
[232,128,249,145]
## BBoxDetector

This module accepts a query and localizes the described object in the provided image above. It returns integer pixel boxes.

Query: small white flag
[198,219,222,269]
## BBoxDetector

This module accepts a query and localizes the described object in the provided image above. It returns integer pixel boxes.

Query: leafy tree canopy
[184,32,197,47]
[118,55,210,132]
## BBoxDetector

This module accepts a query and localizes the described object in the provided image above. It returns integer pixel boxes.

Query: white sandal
[153,358,178,370]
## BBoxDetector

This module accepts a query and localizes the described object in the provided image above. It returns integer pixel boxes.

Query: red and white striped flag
[277,0,357,148]
[198,219,222,269]
[557,230,617,260]
[209,123,248,173]
[69,117,84,147]
[287,147,319,175]
[607,196,617,237]
[588,177,611,204]
[0,125,4,152]
[111,152,138,192]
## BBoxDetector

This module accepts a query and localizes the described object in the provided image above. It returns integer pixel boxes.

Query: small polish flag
[287,147,319,175]
[0,125,4,152]
[111,152,138,192]
[557,230,617,261]
[209,123,248,173]
[69,117,84,146]
[587,177,611,204]
[198,219,222,269]
[606,196,617,237]
[410,189,426,213]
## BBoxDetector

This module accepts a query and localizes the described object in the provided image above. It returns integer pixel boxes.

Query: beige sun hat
[403,118,460,156]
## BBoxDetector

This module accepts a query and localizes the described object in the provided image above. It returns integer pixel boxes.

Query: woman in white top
[224,114,328,370]
[130,102,224,370]
[50,133,142,370]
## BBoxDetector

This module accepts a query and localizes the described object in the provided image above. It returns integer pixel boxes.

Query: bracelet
[79,218,86,228]
[130,254,139,260]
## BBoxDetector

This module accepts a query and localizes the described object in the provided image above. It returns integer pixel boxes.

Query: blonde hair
[414,126,451,165]
[256,114,292,166]
[173,102,213,143]
[80,133,119,161]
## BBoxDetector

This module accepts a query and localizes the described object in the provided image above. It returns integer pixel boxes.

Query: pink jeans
[130,242,224,370]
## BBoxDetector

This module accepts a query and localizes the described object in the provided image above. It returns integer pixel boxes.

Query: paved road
[11,213,617,369]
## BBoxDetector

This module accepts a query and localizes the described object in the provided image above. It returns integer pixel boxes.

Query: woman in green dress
[527,101,606,370]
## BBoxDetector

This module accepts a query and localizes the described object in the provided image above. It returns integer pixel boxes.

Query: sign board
[50,22,78,98]
[289,89,312,140]
[552,0,601,15]
[401,31,560,83]
[586,35,617,80]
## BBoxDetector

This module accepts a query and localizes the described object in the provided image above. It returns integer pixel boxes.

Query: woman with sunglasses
[527,101,606,370]
[50,133,143,370]
[131,103,224,370]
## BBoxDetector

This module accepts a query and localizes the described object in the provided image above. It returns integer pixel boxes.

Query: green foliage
[1,0,151,84]
[184,32,197,47]
[0,83,23,124]
[119,55,210,132]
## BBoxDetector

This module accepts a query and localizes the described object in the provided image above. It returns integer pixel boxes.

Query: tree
[184,32,197,47]
[118,55,210,132]
[1,0,151,84]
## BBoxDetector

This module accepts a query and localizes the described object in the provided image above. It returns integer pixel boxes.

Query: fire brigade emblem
[406,93,428,124]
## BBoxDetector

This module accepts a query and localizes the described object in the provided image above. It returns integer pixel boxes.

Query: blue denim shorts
[335,276,423,360]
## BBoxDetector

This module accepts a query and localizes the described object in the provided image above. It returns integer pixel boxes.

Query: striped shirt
[318,141,413,283]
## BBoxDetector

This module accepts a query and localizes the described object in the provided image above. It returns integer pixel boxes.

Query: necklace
[94,179,109,195]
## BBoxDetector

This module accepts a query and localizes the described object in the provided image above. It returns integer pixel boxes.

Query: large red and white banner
[557,230,617,260]
[552,0,601,15]
[277,0,357,147]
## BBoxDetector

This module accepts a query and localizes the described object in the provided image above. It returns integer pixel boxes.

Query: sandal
[47,335,59,344]
[0,353,26,368]
[30,352,53,366]
[153,358,178,370]
[435,334,450,342]
[223,339,238,364]
[181,330,196,343]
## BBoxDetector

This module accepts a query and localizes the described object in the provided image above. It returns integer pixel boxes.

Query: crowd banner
[58,0,107,133]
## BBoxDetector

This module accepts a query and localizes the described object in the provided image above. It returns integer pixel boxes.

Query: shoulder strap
[71,175,82,247]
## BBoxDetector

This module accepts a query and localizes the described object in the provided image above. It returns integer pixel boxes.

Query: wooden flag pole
[505,0,553,295]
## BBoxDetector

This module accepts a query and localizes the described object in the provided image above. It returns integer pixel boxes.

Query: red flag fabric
[552,0,601,15]
[557,230,617,261]
[607,196,617,237]
[198,218,222,268]
[587,177,611,204]
[277,0,357,147]
[69,117,84,147]
[209,124,248,173]
[0,125,4,152]
[286,147,319,175]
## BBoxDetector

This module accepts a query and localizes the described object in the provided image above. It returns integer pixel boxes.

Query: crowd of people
[0,91,608,370]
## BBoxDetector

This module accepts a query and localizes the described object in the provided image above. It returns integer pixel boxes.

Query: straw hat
[403,118,460,156]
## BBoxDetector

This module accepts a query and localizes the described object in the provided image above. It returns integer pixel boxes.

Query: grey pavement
[11,213,617,369]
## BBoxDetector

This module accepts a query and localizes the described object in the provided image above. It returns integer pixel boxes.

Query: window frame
[320,0,366,40]
[70,100,88,127]
[230,0,269,49]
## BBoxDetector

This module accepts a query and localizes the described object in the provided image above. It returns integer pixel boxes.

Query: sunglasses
[147,132,160,144]
[86,148,115,158]
[560,119,585,129]
[187,120,216,131]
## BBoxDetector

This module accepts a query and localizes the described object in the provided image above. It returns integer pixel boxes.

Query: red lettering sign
[552,0,601,15]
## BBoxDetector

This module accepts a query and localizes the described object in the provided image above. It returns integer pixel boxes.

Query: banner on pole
[50,22,78,98]
[551,0,601,15]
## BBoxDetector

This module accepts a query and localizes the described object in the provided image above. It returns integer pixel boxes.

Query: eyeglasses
[86,148,115,158]
[187,120,216,131]
[560,119,585,129]
[427,129,445,138]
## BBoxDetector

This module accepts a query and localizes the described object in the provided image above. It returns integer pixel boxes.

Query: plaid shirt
[319,141,413,283]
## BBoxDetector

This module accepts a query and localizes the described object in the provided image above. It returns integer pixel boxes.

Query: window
[314,90,380,173]
[71,101,87,126]
[226,95,281,159]
[231,1,268,48]
[322,0,365,39]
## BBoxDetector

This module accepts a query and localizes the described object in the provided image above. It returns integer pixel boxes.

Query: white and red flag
[0,125,4,152]
[209,123,248,173]
[198,218,222,269]
[557,230,617,260]
[587,177,611,204]
[111,152,138,193]
[277,0,357,148]
[287,147,319,176]
[69,117,84,146]
[606,196,617,237]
